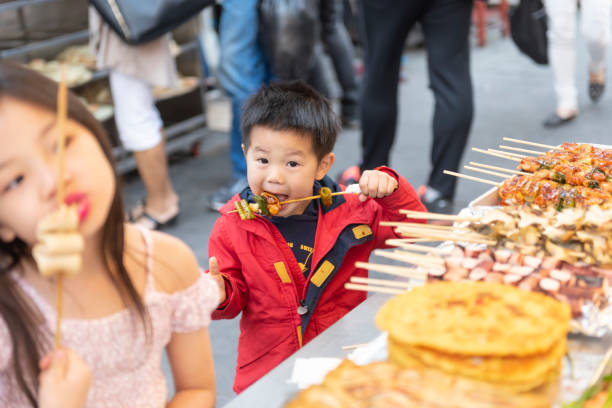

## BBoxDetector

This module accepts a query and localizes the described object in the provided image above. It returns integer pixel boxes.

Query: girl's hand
[358,170,399,202]
[38,348,92,408]
[208,257,226,305]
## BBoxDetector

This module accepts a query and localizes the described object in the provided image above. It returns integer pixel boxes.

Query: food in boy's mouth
[32,205,84,277]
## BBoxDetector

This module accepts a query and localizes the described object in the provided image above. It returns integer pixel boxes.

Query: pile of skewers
[444,138,612,209]
[344,208,612,319]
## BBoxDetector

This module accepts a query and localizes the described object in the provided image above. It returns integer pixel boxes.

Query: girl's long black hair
[0,60,150,406]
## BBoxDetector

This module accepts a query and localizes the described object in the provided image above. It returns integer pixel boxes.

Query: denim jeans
[218,0,268,180]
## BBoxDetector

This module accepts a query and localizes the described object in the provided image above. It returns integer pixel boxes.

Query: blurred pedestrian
[208,0,268,211]
[542,0,610,128]
[90,10,180,229]
[317,0,360,127]
[340,0,474,214]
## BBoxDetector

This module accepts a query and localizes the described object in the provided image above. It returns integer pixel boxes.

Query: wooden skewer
[464,165,514,179]
[350,276,413,289]
[374,249,445,270]
[442,170,501,187]
[399,209,479,222]
[384,240,448,254]
[471,147,522,162]
[394,228,496,245]
[498,145,545,156]
[502,137,560,150]
[392,249,444,264]
[386,237,445,243]
[355,261,427,279]
[468,162,529,175]
[380,221,465,231]
[342,343,369,351]
[55,67,68,350]
[487,148,527,158]
[280,190,356,205]
[344,283,405,295]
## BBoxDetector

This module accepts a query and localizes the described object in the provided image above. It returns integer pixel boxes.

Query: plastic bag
[259,0,318,80]
[509,0,549,65]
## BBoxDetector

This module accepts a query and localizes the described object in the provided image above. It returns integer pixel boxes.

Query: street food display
[466,205,612,265]
[279,140,612,408]
[287,282,570,407]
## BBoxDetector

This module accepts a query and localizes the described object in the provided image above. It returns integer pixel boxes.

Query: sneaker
[417,185,454,214]
[337,165,361,186]
[208,178,248,211]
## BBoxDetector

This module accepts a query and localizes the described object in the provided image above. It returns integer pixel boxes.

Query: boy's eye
[287,161,299,168]
[3,175,24,193]
[257,158,268,164]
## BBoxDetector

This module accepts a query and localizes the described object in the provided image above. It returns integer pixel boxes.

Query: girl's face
[0,96,115,246]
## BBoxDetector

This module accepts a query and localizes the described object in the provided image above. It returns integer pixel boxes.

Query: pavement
[121,28,612,406]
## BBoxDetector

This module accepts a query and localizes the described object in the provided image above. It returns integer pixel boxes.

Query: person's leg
[110,71,179,226]
[543,0,578,122]
[581,0,610,102]
[359,0,421,172]
[421,0,474,203]
[211,0,267,210]
[320,0,360,125]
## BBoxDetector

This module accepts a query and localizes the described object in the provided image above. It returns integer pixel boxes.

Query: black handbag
[89,0,214,45]
[509,0,549,65]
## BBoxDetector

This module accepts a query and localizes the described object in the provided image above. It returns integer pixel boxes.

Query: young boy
[208,81,426,393]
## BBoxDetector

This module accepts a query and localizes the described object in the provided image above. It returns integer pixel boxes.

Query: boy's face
[243,126,334,217]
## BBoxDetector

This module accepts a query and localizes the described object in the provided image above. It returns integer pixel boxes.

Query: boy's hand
[38,348,92,408]
[209,257,227,305]
[358,170,398,202]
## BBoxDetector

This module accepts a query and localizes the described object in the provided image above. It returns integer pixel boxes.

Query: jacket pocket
[238,329,295,370]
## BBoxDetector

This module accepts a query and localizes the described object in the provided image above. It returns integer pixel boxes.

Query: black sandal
[589,82,605,103]
[543,112,577,128]
[131,209,180,230]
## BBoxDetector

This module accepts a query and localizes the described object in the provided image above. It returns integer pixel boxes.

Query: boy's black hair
[241,80,340,160]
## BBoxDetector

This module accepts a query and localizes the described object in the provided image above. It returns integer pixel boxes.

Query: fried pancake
[284,360,559,408]
[388,336,566,389]
[376,281,571,356]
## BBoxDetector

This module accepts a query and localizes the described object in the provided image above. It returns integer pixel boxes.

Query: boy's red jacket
[208,167,426,393]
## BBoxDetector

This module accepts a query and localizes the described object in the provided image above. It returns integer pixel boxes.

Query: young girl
[0,61,219,407]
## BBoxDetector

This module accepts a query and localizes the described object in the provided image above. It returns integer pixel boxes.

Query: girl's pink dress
[0,229,219,407]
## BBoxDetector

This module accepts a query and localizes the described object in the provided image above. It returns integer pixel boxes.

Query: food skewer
[502,137,560,150]
[498,145,546,156]
[471,147,522,162]
[341,343,369,351]
[468,162,529,176]
[228,189,358,218]
[442,170,502,187]
[463,165,514,179]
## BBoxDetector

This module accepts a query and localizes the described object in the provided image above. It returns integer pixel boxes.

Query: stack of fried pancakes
[376,281,571,406]
[286,281,571,408]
